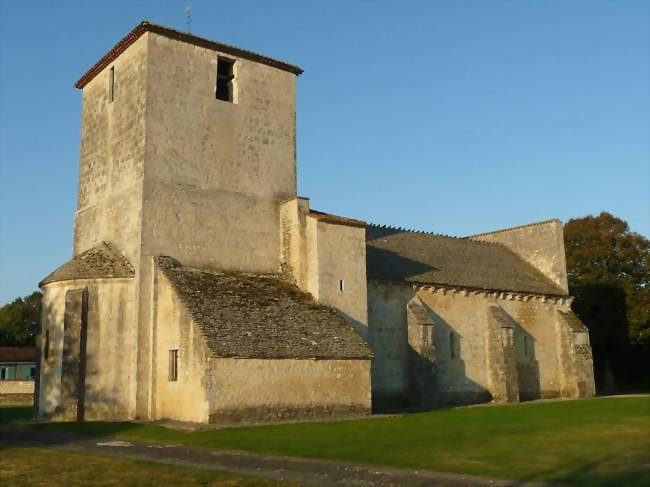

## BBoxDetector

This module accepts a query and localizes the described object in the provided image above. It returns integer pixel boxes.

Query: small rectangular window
[215,57,235,102]
[450,332,456,359]
[169,349,178,382]
[109,66,115,103]
[339,279,345,292]
[29,367,36,379]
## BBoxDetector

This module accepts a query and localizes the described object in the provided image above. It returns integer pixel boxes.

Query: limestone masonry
[37,21,595,423]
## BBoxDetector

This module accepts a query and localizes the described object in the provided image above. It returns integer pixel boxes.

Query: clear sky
[0,0,648,304]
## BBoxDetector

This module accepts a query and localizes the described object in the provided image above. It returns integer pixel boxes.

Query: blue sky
[0,0,648,304]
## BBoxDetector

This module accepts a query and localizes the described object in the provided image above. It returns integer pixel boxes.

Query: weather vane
[184,5,192,33]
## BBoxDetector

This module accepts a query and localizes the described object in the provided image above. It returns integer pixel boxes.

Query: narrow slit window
[109,66,115,103]
[169,349,178,382]
[339,279,345,292]
[44,330,50,360]
[449,332,456,359]
[215,57,235,102]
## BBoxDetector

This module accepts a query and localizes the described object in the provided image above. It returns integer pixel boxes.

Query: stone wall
[140,32,297,274]
[469,220,569,293]
[38,278,135,420]
[152,268,211,423]
[151,261,371,424]
[73,34,148,265]
[555,310,596,398]
[208,358,371,424]
[132,34,299,418]
[279,197,310,288]
[279,197,369,339]
[0,381,34,395]
[306,217,368,339]
[367,279,590,410]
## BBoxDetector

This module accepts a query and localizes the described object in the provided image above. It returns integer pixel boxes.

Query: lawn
[0,448,294,486]
[4,397,650,486]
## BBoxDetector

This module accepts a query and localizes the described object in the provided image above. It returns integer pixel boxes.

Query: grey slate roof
[159,261,372,360]
[366,226,566,296]
[40,242,134,286]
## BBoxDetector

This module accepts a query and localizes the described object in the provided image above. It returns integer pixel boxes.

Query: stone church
[37,21,595,423]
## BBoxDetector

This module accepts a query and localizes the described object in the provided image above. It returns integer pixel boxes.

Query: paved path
[2,427,547,487]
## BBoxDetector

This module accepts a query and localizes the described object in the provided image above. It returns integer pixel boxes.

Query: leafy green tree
[565,212,649,346]
[565,212,649,391]
[0,291,42,346]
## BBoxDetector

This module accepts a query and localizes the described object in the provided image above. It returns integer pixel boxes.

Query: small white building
[0,347,36,401]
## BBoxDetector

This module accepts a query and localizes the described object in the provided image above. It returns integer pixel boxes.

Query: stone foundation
[209,404,370,425]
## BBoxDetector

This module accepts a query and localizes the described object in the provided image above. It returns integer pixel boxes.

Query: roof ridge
[366,222,505,246]
[467,219,561,239]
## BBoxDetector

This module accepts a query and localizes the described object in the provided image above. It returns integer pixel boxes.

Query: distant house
[0,347,37,400]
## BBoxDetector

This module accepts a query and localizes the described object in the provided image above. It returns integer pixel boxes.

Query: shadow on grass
[519,455,650,487]
[0,405,34,424]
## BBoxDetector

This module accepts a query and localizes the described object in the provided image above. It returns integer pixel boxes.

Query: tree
[0,291,42,346]
[564,212,649,391]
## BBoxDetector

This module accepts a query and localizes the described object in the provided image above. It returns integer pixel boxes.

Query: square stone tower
[74,21,301,272]
[72,21,303,417]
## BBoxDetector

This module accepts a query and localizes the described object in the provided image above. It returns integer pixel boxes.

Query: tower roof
[39,242,134,287]
[75,20,303,89]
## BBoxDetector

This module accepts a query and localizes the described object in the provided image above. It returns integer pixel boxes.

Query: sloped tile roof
[308,210,366,228]
[75,20,302,89]
[0,347,37,362]
[39,243,134,286]
[159,260,372,360]
[366,226,566,296]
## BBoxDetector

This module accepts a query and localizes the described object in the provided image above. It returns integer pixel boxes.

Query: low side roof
[0,347,37,363]
[75,20,303,89]
[40,242,134,287]
[366,225,566,296]
[309,209,366,228]
[159,261,372,360]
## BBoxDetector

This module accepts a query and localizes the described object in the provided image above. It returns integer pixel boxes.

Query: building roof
[467,218,561,239]
[158,260,372,360]
[308,210,366,228]
[40,242,134,287]
[0,347,37,363]
[75,20,303,89]
[366,225,566,296]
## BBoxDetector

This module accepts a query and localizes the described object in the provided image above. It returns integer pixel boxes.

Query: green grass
[6,397,650,485]
[0,448,295,486]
